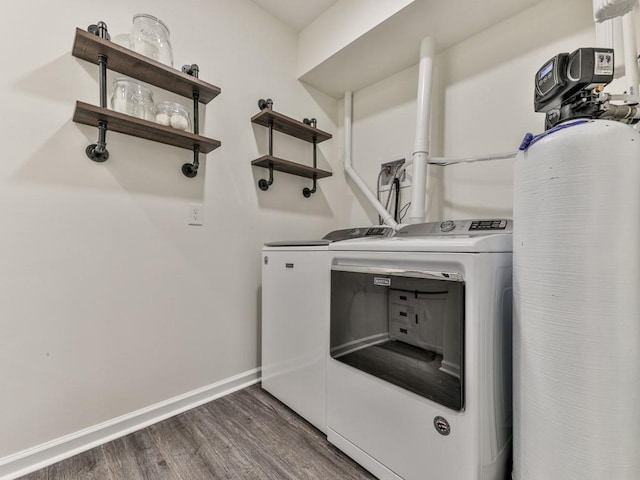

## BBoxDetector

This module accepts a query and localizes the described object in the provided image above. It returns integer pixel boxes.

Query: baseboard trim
[0,368,261,480]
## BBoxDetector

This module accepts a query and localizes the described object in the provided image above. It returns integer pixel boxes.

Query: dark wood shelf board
[73,102,221,154]
[72,28,221,104]
[251,155,332,179]
[251,109,332,143]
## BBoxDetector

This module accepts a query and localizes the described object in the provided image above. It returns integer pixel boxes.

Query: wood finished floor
[18,384,376,480]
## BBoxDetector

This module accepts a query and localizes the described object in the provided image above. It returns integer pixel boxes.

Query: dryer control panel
[396,219,512,237]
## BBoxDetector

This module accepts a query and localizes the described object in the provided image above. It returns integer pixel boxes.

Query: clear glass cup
[130,14,174,67]
[110,79,156,121]
[155,101,192,131]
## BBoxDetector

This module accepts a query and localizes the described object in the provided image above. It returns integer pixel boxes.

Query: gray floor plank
[183,407,269,479]
[212,389,317,478]
[225,387,374,480]
[147,414,235,480]
[254,388,375,479]
[103,429,174,480]
[16,383,375,480]
[47,446,111,480]
[197,395,298,479]
[15,469,48,480]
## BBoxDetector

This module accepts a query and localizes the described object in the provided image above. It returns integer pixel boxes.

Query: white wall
[1,0,633,472]
[0,0,344,465]
[297,0,414,77]
[346,0,600,225]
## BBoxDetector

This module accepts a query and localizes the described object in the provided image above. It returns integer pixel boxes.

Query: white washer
[327,220,513,480]
[261,227,392,433]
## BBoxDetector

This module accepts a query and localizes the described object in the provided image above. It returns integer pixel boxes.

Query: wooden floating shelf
[72,28,221,104]
[251,109,332,143]
[251,155,332,179]
[73,101,221,154]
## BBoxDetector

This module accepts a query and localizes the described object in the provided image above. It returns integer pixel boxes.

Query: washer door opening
[330,265,465,411]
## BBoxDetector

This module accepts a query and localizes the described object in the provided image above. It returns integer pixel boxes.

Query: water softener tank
[513,120,640,480]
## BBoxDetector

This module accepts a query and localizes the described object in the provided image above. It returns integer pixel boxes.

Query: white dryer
[261,226,392,433]
[327,220,513,480]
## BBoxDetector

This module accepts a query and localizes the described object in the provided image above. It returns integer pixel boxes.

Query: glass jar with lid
[130,14,174,67]
[110,79,156,121]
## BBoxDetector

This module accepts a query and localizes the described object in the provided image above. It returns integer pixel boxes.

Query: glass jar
[110,79,156,121]
[130,14,174,67]
[155,101,192,131]
[112,34,131,49]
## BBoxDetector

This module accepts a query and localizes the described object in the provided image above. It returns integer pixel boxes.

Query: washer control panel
[397,219,512,237]
[469,219,508,231]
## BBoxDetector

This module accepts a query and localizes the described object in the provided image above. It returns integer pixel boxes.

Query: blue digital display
[539,61,554,79]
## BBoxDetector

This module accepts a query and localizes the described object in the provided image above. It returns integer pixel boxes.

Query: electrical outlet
[380,158,407,189]
[188,204,203,226]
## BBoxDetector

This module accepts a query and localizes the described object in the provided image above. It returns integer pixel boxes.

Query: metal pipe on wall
[408,37,436,224]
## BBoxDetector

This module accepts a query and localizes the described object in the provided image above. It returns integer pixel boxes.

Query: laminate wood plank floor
[17,384,376,480]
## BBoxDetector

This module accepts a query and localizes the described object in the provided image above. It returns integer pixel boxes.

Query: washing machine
[327,219,513,480]
[261,226,392,433]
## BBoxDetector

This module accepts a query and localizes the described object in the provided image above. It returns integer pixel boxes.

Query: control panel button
[440,220,456,232]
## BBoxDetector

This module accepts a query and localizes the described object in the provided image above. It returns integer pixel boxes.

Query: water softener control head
[534,48,615,129]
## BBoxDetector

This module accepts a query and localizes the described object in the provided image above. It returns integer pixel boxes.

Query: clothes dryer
[261,226,392,433]
[327,220,513,480]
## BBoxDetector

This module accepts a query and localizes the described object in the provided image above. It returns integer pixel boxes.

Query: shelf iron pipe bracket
[182,64,199,78]
[303,136,318,197]
[182,145,200,178]
[259,162,275,191]
[182,88,201,178]
[259,118,275,190]
[85,22,110,162]
[303,174,318,198]
[258,115,275,190]
[258,98,273,110]
[87,22,111,41]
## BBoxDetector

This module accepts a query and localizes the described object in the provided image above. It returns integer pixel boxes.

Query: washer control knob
[440,220,455,232]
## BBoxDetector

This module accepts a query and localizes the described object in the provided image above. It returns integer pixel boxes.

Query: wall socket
[188,204,203,226]
[380,158,407,189]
